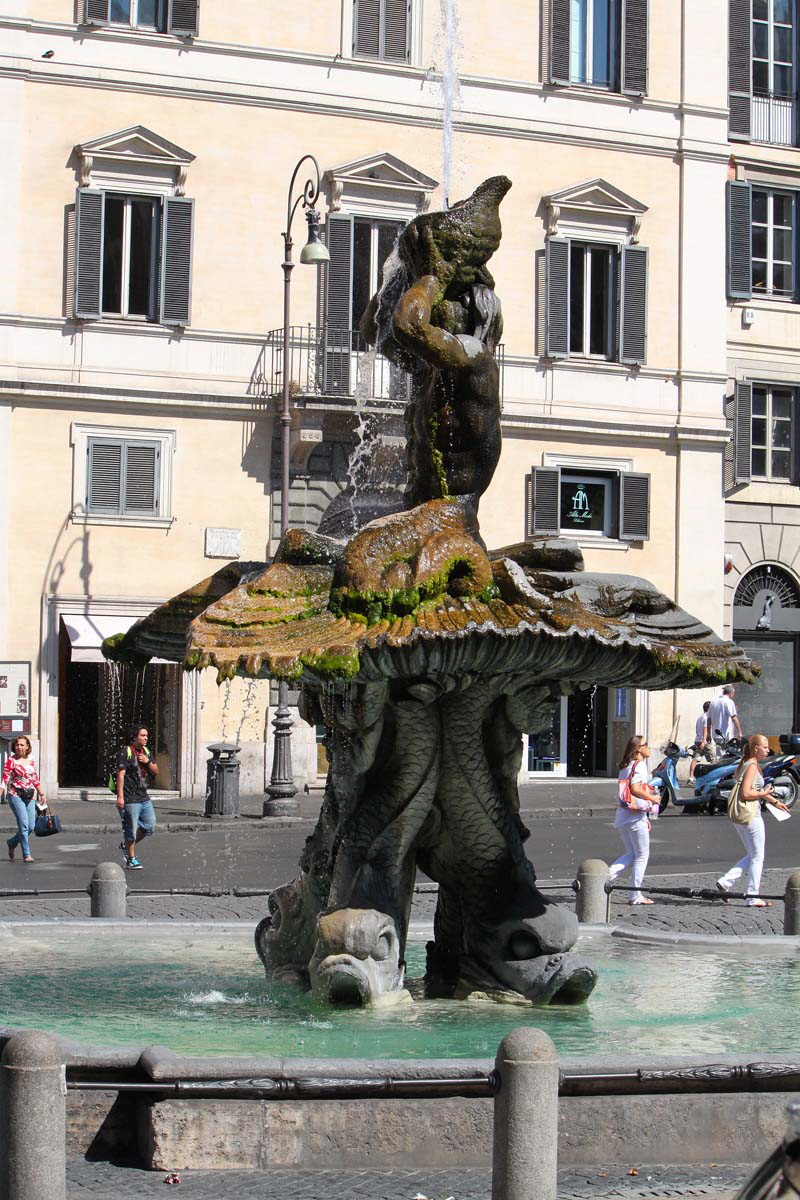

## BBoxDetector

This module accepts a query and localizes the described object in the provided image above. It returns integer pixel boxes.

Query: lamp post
[264,155,329,818]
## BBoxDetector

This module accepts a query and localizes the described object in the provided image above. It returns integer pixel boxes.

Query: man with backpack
[115,726,158,870]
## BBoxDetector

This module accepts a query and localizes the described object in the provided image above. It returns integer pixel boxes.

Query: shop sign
[0,662,31,735]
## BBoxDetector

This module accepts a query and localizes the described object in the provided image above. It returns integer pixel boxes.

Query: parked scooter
[648,742,691,814]
[680,732,799,814]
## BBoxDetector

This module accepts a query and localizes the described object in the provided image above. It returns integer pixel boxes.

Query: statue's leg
[422,679,597,1005]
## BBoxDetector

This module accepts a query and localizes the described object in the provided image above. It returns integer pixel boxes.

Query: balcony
[251,325,504,408]
[753,92,796,146]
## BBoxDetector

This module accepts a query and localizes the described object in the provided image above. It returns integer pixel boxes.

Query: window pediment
[326,153,438,219]
[544,178,648,242]
[75,126,195,193]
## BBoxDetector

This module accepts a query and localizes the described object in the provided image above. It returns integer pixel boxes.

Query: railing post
[575,859,611,924]
[0,1031,66,1200]
[784,871,800,935]
[492,1028,558,1200]
[89,862,127,918]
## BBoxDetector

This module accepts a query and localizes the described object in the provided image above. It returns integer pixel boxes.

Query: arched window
[733,563,800,633]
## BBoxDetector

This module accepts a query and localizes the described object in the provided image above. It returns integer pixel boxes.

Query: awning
[61,615,169,664]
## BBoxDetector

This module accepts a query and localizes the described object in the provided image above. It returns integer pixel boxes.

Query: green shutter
[619,472,650,541]
[87,440,122,513]
[734,381,752,484]
[545,238,570,358]
[123,443,159,514]
[159,197,194,327]
[168,0,199,36]
[83,0,110,25]
[383,0,409,61]
[531,467,561,535]
[75,189,104,320]
[323,215,354,396]
[729,0,752,141]
[621,0,648,96]
[354,0,381,56]
[619,245,648,364]
[550,0,571,83]
[726,181,752,300]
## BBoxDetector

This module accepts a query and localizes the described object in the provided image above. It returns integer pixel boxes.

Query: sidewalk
[66,1161,751,1199]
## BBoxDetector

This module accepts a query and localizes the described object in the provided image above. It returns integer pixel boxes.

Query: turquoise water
[2,929,799,1058]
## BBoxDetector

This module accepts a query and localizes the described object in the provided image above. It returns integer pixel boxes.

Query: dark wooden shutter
[726,180,752,300]
[729,0,752,141]
[619,245,648,364]
[168,0,199,36]
[734,381,752,484]
[124,443,159,514]
[354,0,381,56]
[74,189,104,320]
[549,0,571,84]
[619,472,650,541]
[383,0,409,60]
[545,238,570,358]
[531,467,561,535]
[621,0,648,96]
[323,215,354,395]
[83,0,110,25]
[160,197,194,326]
[87,440,122,513]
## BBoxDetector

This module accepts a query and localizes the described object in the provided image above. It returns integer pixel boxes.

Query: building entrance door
[567,686,609,776]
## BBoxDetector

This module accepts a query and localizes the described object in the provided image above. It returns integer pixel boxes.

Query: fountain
[104,176,754,1010]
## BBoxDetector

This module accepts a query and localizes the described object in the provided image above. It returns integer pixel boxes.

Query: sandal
[22,857,34,864]
[748,899,772,907]
[628,898,655,905]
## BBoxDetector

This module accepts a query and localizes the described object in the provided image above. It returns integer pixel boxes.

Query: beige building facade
[1,0,741,796]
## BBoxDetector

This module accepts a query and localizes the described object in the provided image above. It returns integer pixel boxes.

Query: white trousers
[610,816,650,902]
[717,813,765,904]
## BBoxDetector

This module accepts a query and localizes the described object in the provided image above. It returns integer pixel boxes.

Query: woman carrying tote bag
[609,734,660,905]
[716,733,789,907]
[0,736,46,864]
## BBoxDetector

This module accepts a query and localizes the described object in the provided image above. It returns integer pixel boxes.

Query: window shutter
[726,180,752,300]
[168,0,199,36]
[83,0,110,25]
[619,472,650,541]
[323,215,354,396]
[619,245,648,364]
[549,0,571,83]
[160,197,194,327]
[621,0,648,96]
[124,443,159,514]
[729,0,752,141]
[734,381,752,484]
[545,238,570,358]
[87,441,122,513]
[531,467,561,536]
[383,0,409,60]
[354,0,381,56]
[74,189,104,320]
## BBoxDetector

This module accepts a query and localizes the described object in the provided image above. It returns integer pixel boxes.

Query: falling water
[220,679,232,742]
[439,0,462,208]
[234,679,257,747]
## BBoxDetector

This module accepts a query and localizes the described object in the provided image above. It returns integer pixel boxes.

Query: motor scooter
[684,733,799,814]
[648,742,691,814]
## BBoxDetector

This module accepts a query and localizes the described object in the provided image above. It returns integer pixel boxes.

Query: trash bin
[204,742,241,818]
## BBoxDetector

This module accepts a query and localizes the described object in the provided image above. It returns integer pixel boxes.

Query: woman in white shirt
[609,734,659,905]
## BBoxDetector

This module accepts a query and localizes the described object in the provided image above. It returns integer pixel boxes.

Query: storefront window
[560,472,612,536]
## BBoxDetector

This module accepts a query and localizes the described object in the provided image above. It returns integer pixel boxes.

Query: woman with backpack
[609,734,660,905]
[716,733,789,907]
[1,736,46,863]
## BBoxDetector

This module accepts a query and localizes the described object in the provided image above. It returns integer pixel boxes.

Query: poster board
[0,662,31,735]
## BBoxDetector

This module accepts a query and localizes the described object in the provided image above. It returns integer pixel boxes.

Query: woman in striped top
[1,737,46,863]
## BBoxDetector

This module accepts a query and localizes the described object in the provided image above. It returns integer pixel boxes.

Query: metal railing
[753,91,796,145]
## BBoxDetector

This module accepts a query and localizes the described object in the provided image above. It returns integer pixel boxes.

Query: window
[71,424,175,526]
[569,0,619,87]
[82,0,197,35]
[751,385,795,479]
[75,191,194,326]
[528,464,650,541]
[550,0,647,95]
[351,217,403,340]
[545,239,648,364]
[353,0,410,62]
[730,0,798,142]
[752,188,796,296]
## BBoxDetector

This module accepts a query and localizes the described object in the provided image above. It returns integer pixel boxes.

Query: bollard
[492,1027,559,1200]
[89,862,127,918]
[784,871,800,935]
[0,1031,66,1200]
[575,859,611,924]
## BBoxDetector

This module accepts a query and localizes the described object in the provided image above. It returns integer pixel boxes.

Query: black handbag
[34,811,62,837]
[13,787,34,803]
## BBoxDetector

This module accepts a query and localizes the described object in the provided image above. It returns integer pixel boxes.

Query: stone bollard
[492,1027,559,1200]
[784,871,800,935]
[575,859,611,924]
[0,1031,66,1200]
[89,862,127,918]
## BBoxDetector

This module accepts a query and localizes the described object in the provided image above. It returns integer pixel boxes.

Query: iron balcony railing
[254,325,504,406]
[753,90,797,146]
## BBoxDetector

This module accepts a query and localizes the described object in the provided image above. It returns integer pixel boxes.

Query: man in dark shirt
[116,726,158,870]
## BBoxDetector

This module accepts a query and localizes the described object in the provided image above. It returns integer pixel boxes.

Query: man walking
[116,726,157,870]
[706,685,743,754]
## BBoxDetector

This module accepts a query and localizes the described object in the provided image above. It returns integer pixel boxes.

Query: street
[2,807,798,893]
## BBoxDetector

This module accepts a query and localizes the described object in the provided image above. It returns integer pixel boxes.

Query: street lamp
[264,155,330,818]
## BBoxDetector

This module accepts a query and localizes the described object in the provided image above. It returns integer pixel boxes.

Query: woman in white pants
[717,733,788,907]
[610,735,659,905]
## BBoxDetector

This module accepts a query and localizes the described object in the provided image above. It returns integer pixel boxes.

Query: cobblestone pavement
[66,1161,751,1199]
